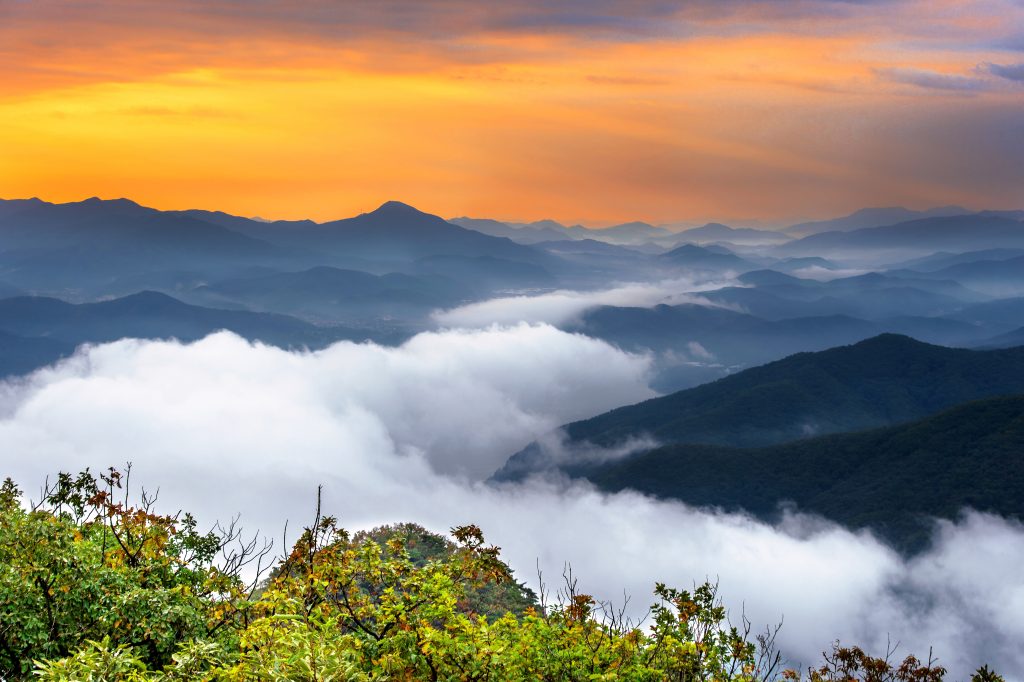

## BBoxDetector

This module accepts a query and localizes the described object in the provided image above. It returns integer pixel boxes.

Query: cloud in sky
[0,1,895,46]
[878,62,1024,93]
[2,0,1024,224]
[0,1,1006,48]
[2,330,1024,677]
[878,67,992,92]
[983,61,1024,82]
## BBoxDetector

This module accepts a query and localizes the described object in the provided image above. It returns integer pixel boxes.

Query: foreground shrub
[0,469,1003,681]
[0,469,271,679]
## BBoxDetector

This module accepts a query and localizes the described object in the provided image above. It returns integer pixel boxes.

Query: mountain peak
[606,221,655,230]
[850,206,907,215]
[849,332,922,349]
[0,197,45,205]
[666,243,708,254]
[526,219,567,230]
[79,197,143,209]
[373,200,421,215]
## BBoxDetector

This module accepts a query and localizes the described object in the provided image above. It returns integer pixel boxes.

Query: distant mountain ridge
[786,206,971,236]
[448,217,567,244]
[228,201,545,265]
[758,267,990,306]
[452,215,794,248]
[906,256,1024,297]
[0,291,389,378]
[454,216,676,246]
[887,248,1024,272]
[778,214,1024,258]
[568,297,989,382]
[0,197,556,296]
[658,243,757,272]
[189,265,473,323]
[673,222,789,245]
[0,197,278,255]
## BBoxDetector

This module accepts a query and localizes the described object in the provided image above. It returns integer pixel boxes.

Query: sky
[1,0,1023,225]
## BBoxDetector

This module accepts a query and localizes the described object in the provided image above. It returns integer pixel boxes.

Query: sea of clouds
[2,325,1022,678]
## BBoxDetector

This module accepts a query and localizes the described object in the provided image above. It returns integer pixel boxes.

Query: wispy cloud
[982,61,1024,82]
[878,66,991,92]
[432,278,741,328]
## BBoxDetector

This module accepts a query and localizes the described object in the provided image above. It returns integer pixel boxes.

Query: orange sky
[1,0,1023,225]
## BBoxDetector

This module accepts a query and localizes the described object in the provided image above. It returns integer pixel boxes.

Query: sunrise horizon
[1,191,1017,230]
[3,1,1022,225]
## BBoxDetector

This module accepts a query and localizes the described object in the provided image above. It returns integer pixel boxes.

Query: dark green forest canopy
[562,335,1024,451]
[586,395,1024,553]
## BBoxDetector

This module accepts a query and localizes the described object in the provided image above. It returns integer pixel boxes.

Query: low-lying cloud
[0,326,653,481]
[980,62,1024,83]
[789,265,870,281]
[432,278,739,328]
[2,329,1023,678]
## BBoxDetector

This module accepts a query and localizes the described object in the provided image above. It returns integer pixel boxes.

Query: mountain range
[897,255,1024,297]
[188,266,475,324]
[0,199,556,299]
[0,291,390,378]
[784,205,972,236]
[496,334,1024,479]
[672,222,789,245]
[4,194,1024,557]
[569,300,989,388]
[230,201,545,266]
[778,214,1024,258]
[658,244,758,272]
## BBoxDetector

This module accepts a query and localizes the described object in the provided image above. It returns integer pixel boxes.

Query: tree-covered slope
[494,335,1024,480]
[587,395,1024,552]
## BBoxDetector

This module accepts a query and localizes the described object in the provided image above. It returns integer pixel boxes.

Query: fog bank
[1,330,1021,678]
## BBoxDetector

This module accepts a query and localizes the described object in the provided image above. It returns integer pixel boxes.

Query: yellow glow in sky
[1,1,1022,224]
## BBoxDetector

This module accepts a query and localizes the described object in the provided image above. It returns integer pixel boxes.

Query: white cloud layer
[0,326,654,481]
[432,278,738,328]
[1,329,1022,679]
[789,266,870,281]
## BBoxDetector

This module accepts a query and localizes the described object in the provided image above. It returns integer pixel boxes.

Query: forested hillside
[497,335,1024,480]
[587,396,1024,552]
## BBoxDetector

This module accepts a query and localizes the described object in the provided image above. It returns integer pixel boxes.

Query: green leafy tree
[0,468,269,679]
[354,522,538,619]
[3,469,1006,682]
[800,642,946,682]
[971,665,1006,682]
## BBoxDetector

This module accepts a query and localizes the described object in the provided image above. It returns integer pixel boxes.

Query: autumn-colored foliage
[0,469,1003,681]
